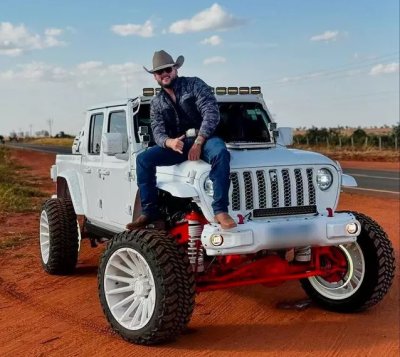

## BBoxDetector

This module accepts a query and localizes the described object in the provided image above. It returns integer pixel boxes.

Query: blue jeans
[136,137,231,219]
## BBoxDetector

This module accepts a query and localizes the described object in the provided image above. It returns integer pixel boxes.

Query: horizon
[0,0,399,136]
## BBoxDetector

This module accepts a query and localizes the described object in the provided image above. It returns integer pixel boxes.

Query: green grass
[0,147,46,212]
[24,137,74,147]
[0,233,32,253]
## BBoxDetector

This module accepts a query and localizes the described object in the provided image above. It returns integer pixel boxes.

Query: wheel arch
[57,171,84,215]
[156,181,199,198]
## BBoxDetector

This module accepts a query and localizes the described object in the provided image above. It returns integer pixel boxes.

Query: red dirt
[339,160,399,171]
[0,149,399,357]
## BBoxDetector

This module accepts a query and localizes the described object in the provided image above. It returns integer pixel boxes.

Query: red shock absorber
[185,211,205,273]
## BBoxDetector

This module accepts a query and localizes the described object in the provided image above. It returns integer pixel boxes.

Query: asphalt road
[4,142,399,197]
[342,168,399,197]
[5,142,72,154]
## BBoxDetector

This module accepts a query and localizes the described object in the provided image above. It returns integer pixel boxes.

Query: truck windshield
[216,102,271,143]
[134,101,271,144]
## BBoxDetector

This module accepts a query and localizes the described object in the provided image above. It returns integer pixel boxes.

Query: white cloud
[369,63,399,76]
[169,3,244,34]
[0,62,71,81]
[200,35,222,46]
[0,22,65,56]
[0,60,144,85]
[45,28,63,36]
[310,30,339,42]
[203,56,226,65]
[77,61,104,74]
[111,20,154,37]
[1,48,23,57]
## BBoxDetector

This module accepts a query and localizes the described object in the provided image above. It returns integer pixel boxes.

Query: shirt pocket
[180,94,196,113]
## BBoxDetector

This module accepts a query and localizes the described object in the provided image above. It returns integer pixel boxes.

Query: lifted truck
[39,86,395,345]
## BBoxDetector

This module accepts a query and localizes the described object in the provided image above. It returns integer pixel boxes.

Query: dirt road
[0,150,398,357]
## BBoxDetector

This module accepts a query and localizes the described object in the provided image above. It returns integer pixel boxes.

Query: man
[127,50,236,230]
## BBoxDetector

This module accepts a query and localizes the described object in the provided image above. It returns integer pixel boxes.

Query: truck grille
[230,167,316,213]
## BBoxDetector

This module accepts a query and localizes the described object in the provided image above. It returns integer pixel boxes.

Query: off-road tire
[40,198,79,274]
[98,229,195,345]
[301,211,395,312]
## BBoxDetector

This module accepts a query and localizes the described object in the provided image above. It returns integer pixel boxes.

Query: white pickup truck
[39,86,395,345]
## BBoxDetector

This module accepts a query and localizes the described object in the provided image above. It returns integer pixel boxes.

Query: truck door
[81,112,104,220]
[100,108,133,226]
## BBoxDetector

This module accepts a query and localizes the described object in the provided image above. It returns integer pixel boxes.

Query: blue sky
[0,0,399,136]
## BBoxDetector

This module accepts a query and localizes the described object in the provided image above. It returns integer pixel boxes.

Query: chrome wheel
[40,210,50,264]
[104,247,156,330]
[308,242,365,300]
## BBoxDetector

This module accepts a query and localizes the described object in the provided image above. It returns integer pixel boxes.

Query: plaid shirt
[150,76,220,147]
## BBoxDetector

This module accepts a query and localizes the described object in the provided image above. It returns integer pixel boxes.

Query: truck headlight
[316,168,333,191]
[204,177,214,196]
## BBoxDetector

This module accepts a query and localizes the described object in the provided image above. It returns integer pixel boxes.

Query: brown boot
[214,212,237,229]
[126,215,151,230]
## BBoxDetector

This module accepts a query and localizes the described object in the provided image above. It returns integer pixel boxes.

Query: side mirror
[102,133,124,155]
[268,122,280,141]
[139,126,150,147]
[276,127,293,146]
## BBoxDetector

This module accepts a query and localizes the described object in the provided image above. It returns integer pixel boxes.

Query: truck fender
[130,182,198,223]
[57,170,84,214]
[157,182,199,198]
[341,174,357,187]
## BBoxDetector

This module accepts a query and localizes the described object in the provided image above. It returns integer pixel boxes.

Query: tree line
[293,124,399,150]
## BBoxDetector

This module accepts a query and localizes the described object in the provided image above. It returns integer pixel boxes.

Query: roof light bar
[215,87,227,95]
[227,87,238,95]
[250,86,261,94]
[143,88,154,96]
[144,86,261,96]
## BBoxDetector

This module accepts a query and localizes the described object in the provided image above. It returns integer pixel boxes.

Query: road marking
[350,173,399,181]
[344,187,400,195]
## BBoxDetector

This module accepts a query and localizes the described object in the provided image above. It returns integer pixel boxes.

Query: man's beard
[157,76,176,89]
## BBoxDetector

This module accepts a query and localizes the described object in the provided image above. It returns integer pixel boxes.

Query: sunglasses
[154,66,174,75]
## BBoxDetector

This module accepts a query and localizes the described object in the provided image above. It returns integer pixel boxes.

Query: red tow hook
[326,208,334,217]
[237,214,245,224]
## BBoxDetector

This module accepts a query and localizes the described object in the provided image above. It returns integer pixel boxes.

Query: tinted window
[89,113,104,154]
[108,111,128,152]
[216,102,271,143]
[134,104,155,146]
[108,111,127,134]
[133,102,271,145]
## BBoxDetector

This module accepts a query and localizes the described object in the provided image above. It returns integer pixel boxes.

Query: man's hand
[188,136,204,161]
[166,134,185,154]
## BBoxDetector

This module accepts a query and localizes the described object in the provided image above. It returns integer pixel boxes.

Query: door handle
[83,168,91,173]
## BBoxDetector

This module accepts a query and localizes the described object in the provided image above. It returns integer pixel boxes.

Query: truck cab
[57,86,295,232]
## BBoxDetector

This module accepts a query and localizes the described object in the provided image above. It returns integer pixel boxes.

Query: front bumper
[201,212,360,256]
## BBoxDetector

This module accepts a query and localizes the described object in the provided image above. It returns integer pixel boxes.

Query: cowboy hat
[143,50,184,73]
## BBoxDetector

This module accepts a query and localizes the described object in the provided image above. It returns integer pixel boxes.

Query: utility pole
[47,118,54,137]
[29,124,33,137]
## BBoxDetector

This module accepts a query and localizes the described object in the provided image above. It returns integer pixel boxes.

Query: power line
[261,52,399,88]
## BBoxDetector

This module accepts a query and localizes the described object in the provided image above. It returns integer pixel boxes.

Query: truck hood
[157,147,338,180]
[229,147,337,169]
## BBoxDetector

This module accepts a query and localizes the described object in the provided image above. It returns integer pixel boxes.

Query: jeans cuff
[213,209,228,216]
